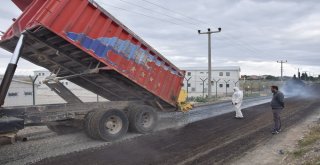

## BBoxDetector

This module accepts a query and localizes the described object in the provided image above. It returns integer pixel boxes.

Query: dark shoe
[234,117,244,119]
[272,130,279,134]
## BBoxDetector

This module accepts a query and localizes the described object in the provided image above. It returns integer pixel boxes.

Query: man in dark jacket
[270,85,284,134]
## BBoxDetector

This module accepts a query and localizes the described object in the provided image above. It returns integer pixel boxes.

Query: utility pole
[277,60,287,81]
[198,27,221,98]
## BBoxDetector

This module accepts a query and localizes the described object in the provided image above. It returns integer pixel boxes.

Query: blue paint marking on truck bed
[66,32,179,75]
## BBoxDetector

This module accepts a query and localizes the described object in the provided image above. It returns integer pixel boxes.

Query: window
[42,73,45,76]
[8,92,18,96]
[24,92,32,96]
[219,72,223,76]
[191,87,196,92]
[187,83,191,87]
[219,84,223,88]
[200,72,204,74]
[187,72,191,76]
[200,83,203,85]
[226,72,230,76]
[226,84,230,88]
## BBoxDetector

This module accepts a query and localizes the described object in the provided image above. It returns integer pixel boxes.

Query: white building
[34,70,107,104]
[183,66,241,97]
[0,76,35,107]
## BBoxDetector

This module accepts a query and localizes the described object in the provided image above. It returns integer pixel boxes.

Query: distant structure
[0,76,35,107]
[182,66,241,97]
[34,70,107,104]
[277,60,287,81]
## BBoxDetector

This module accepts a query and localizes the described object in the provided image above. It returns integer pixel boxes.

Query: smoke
[281,78,320,99]
[281,78,305,96]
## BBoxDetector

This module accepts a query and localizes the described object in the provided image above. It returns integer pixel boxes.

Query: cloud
[0,0,319,77]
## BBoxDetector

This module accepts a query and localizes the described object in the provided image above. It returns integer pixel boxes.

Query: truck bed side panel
[0,0,185,108]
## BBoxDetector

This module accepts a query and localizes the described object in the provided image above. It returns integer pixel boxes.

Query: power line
[98,0,265,57]
[117,0,199,27]
[139,0,202,25]
[97,2,198,31]
[138,0,265,54]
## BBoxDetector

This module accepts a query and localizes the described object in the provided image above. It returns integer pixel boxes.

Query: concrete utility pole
[198,27,221,97]
[277,60,287,81]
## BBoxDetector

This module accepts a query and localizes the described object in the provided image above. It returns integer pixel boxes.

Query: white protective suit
[232,87,244,118]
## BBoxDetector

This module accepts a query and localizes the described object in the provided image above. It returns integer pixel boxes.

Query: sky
[0,0,320,77]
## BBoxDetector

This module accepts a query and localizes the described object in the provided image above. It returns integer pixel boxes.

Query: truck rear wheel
[86,109,129,141]
[128,105,158,133]
[84,111,98,139]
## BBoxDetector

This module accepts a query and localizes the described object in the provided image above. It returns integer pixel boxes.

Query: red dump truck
[0,0,191,142]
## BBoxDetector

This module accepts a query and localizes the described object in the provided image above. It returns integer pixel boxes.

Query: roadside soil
[232,102,320,165]
[33,96,320,165]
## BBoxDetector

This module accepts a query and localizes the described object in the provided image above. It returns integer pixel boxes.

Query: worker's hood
[233,87,240,92]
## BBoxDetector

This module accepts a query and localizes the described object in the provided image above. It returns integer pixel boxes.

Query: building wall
[1,80,34,107]
[183,67,241,97]
[34,70,107,105]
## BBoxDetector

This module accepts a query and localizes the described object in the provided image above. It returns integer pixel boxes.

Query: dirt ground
[233,103,320,165]
[32,96,320,165]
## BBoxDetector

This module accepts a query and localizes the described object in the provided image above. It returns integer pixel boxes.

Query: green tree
[265,75,279,80]
[301,73,308,80]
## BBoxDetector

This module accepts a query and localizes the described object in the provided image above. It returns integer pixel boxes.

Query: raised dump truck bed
[0,0,185,109]
[0,0,191,142]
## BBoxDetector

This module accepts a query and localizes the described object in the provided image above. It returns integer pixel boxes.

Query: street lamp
[198,27,221,98]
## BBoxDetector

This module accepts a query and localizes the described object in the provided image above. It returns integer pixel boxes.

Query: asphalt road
[0,96,272,165]
[33,96,320,165]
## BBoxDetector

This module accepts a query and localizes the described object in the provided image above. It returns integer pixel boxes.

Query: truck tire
[47,124,80,134]
[128,105,158,133]
[84,111,98,139]
[89,109,129,141]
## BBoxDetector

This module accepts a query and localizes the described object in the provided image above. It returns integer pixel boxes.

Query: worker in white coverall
[232,87,244,119]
